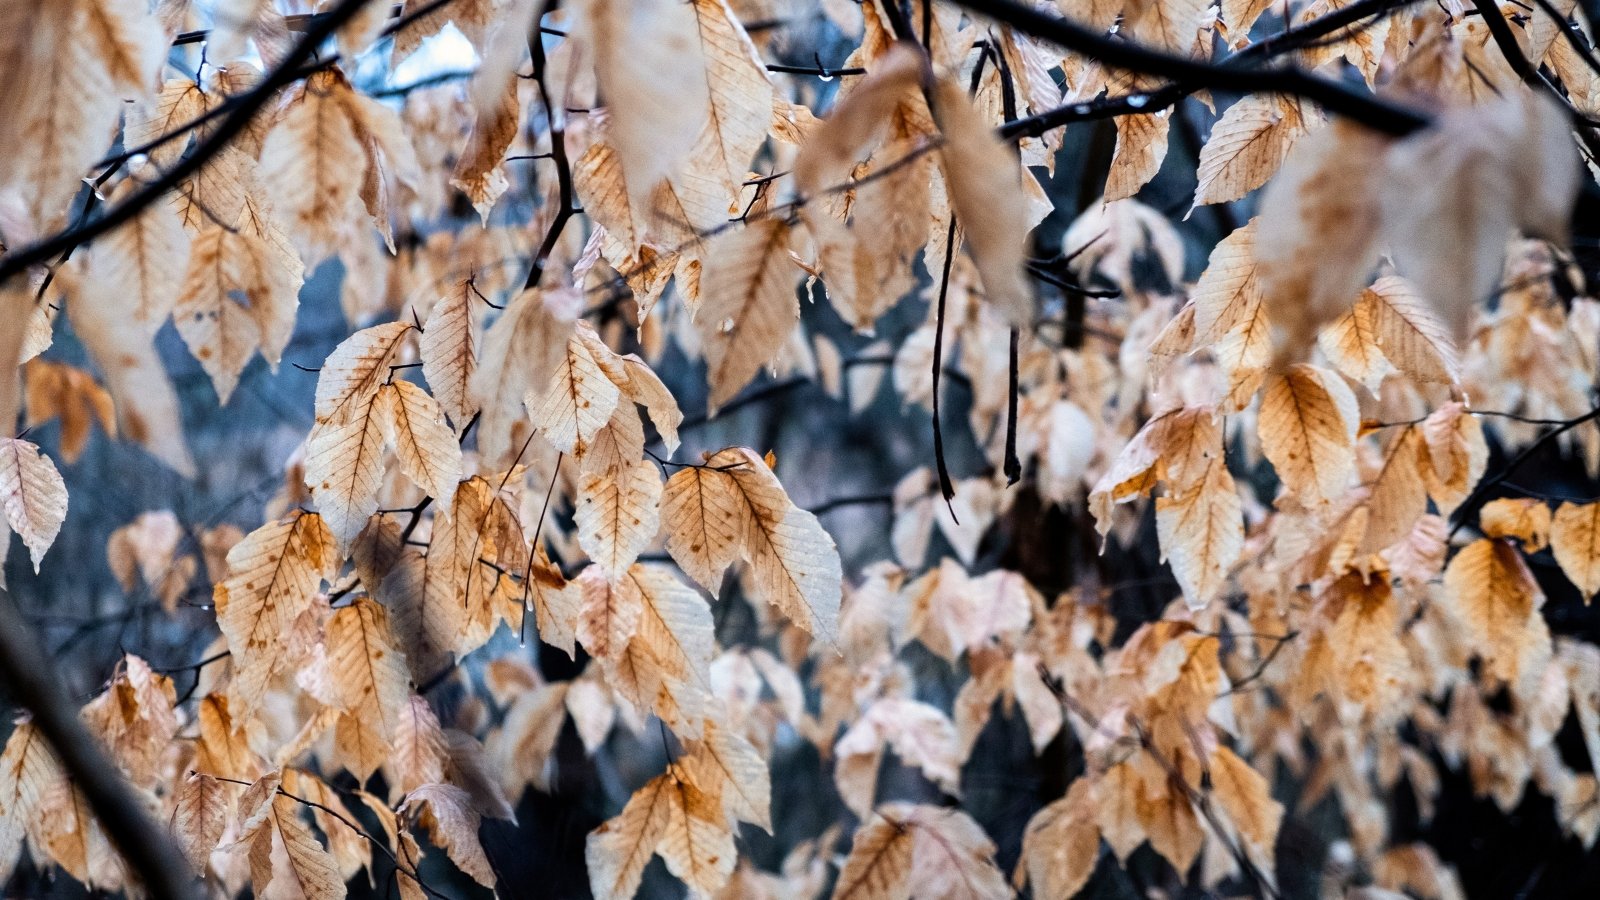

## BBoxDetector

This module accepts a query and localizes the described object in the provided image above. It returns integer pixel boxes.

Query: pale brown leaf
[1443,538,1551,689]
[0,438,67,572]
[378,379,462,512]
[711,447,842,644]
[171,772,227,873]
[530,326,622,459]
[1255,120,1387,365]
[1553,501,1600,602]
[572,0,710,211]
[1193,94,1310,207]
[1156,453,1243,610]
[258,69,369,267]
[1019,779,1099,900]
[586,769,673,900]
[304,392,389,549]
[661,465,744,593]
[1383,91,1579,343]
[315,321,412,427]
[575,459,663,583]
[451,74,520,222]
[215,511,336,711]
[1209,745,1282,858]
[1360,275,1459,386]
[403,783,496,887]
[930,77,1035,328]
[697,219,801,411]
[1258,364,1358,504]
[419,281,479,431]
[1105,112,1171,202]
[831,815,913,900]
[470,287,578,465]
[71,261,198,476]
[0,723,59,883]
[326,597,413,782]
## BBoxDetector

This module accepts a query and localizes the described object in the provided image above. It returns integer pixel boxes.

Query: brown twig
[210,775,447,899]
[0,590,201,899]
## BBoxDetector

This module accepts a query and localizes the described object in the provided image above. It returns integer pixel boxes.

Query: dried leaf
[378,379,463,512]
[661,465,744,592]
[575,459,663,582]
[1193,95,1309,207]
[697,219,800,411]
[1258,364,1358,504]
[215,511,336,711]
[0,438,67,572]
[709,447,842,644]
[403,783,496,887]
[171,772,227,873]
[930,77,1035,328]
[419,279,479,430]
[1553,501,1600,602]
[327,597,413,782]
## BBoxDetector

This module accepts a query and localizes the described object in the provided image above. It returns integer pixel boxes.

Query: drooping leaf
[682,719,772,832]
[1382,91,1579,343]
[0,723,59,883]
[1553,501,1600,603]
[1156,451,1243,610]
[419,279,479,431]
[1258,364,1358,504]
[315,321,413,427]
[1360,275,1459,386]
[71,260,198,476]
[90,172,193,332]
[1105,111,1171,202]
[585,768,674,900]
[377,379,462,513]
[530,325,623,459]
[575,459,663,583]
[257,68,372,268]
[930,77,1035,328]
[570,0,710,213]
[708,447,842,644]
[696,219,800,411]
[171,772,228,873]
[304,392,389,549]
[1209,745,1283,861]
[831,814,913,900]
[0,438,68,572]
[326,597,413,783]
[1193,94,1311,207]
[661,464,744,593]
[470,287,578,465]
[215,511,337,712]
[451,74,520,222]
[1442,538,1551,689]
[402,783,496,888]
[1018,779,1100,900]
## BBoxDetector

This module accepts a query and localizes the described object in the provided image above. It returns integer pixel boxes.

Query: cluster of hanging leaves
[0,0,1599,897]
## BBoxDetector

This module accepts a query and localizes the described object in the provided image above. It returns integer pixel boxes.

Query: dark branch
[996,0,1431,140]
[0,0,454,283]
[0,591,200,898]
[1449,404,1600,538]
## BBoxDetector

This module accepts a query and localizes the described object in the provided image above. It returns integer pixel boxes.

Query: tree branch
[0,0,451,284]
[1449,403,1600,537]
[958,0,1432,136]
[523,0,579,291]
[1469,0,1600,160]
[0,591,200,899]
